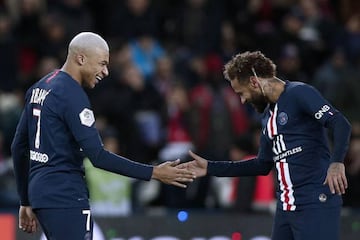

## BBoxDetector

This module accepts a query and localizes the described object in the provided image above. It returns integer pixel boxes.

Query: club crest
[278,112,288,125]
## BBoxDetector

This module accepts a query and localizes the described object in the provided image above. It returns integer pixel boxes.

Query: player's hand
[19,205,38,234]
[152,159,196,188]
[323,162,348,195]
[177,151,208,178]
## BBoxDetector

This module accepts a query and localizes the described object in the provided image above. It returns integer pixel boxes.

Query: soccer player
[180,51,351,240]
[11,32,195,239]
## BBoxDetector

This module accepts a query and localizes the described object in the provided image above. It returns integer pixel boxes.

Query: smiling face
[65,32,110,88]
[80,47,109,88]
[230,77,268,113]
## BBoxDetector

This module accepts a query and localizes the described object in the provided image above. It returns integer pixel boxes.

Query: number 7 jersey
[14,70,102,208]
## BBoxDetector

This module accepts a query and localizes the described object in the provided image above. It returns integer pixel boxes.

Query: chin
[255,108,265,113]
[252,103,267,113]
[83,82,95,89]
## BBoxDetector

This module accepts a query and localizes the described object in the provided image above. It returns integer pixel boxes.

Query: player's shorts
[34,208,93,240]
[271,206,341,240]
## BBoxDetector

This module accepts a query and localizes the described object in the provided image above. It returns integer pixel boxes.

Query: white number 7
[33,109,41,149]
[82,209,91,231]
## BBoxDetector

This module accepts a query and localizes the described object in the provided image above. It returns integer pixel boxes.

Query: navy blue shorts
[34,208,93,240]
[271,207,341,240]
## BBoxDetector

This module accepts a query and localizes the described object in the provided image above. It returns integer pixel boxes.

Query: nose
[103,66,109,77]
[240,96,246,104]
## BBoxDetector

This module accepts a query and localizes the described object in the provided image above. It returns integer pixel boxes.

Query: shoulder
[44,71,90,109]
[285,81,321,100]
[286,81,314,92]
[51,72,88,102]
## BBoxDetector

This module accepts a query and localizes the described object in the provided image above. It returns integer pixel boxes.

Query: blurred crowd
[1,0,360,215]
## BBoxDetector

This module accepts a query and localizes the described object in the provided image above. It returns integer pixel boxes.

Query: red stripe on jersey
[277,161,296,211]
[46,69,60,83]
[279,162,291,211]
[269,111,275,137]
[267,104,278,139]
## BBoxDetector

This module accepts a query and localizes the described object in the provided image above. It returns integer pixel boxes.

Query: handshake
[151,151,207,188]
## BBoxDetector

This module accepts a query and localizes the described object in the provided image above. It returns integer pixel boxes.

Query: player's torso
[26,70,89,208]
[262,82,341,210]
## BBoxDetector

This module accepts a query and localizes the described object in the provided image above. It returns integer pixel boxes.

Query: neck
[263,77,286,103]
[61,61,82,86]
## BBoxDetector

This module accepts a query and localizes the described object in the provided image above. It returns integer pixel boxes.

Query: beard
[250,92,268,113]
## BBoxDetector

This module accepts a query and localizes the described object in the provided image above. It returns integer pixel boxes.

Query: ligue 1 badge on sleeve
[278,112,288,125]
[79,108,95,127]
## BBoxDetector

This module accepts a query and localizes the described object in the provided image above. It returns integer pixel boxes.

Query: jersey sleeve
[207,126,274,177]
[293,84,351,163]
[62,88,153,180]
[257,133,274,163]
[11,94,31,206]
[62,89,98,142]
[292,84,338,124]
[80,137,153,180]
[207,157,273,177]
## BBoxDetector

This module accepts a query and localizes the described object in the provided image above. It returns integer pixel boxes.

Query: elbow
[11,139,25,163]
[88,155,102,169]
[259,169,271,176]
[89,158,99,168]
[10,137,18,156]
[10,143,16,156]
[259,162,273,176]
[86,148,105,169]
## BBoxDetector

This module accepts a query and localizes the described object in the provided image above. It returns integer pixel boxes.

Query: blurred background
[0,0,360,239]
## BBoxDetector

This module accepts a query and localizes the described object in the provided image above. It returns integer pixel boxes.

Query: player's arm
[61,89,154,180]
[207,156,273,177]
[294,84,352,194]
[184,135,274,177]
[11,109,30,206]
[79,136,194,187]
[293,84,352,162]
[80,135,153,180]
[325,113,352,162]
[208,134,273,176]
[63,91,194,187]
[323,112,351,194]
[11,90,39,234]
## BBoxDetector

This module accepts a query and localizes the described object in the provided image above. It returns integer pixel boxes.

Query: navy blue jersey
[259,81,342,211]
[207,81,351,211]
[12,70,153,209]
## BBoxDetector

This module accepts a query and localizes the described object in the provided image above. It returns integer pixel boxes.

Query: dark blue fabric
[12,70,153,209]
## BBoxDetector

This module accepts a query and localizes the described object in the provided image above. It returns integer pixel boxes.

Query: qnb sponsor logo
[30,150,49,163]
[314,105,330,119]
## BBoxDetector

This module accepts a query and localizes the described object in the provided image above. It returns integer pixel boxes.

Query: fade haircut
[223,51,276,83]
[68,32,109,56]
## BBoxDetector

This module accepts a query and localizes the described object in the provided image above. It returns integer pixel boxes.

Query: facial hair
[250,91,268,113]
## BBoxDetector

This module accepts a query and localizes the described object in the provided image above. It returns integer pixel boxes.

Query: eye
[100,61,108,67]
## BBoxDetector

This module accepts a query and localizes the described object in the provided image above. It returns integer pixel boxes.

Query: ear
[76,54,86,66]
[249,76,259,88]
